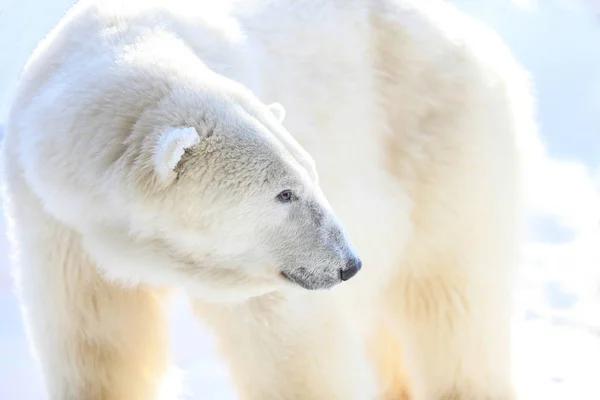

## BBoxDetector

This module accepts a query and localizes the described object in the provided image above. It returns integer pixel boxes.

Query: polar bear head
[86,85,362,302]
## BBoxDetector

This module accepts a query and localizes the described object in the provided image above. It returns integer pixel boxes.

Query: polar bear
[1,0,537,399]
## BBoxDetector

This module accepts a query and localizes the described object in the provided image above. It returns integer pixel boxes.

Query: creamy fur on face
[140,91,359,292]
[10,58,360,301]
[1,0,537,399]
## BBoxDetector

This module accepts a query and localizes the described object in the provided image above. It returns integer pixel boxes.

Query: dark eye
[276,190,295,203]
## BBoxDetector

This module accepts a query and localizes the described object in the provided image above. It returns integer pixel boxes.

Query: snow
[0,0,599,399]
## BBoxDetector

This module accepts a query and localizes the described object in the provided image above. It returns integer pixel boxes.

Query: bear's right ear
[267,102,286,124]
[154,126,200,184]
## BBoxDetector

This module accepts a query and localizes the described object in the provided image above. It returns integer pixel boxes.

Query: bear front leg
[191,290,378,400]
[5,180,174,400]
[387,270,517,400]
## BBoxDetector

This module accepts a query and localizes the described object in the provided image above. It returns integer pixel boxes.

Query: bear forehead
[182,129,305,188]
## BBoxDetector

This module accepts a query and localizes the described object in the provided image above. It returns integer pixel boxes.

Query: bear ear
[154,126,200,183]
[267,102,286,124]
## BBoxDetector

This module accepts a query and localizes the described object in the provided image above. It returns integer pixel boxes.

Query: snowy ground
[1,1,599,399]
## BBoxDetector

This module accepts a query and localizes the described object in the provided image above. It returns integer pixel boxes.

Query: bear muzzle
[280,254,362,290]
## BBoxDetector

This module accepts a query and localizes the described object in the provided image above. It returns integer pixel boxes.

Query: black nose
[340,257,362,281]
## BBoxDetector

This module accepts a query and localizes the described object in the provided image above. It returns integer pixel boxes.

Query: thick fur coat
[1,0,537,399]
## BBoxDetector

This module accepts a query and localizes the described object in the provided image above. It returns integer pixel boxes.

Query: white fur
[267,102,286,124]
[1,0,538,399]
[154,127,200,183]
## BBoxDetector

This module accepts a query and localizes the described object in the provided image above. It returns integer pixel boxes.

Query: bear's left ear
[154,126,200,183]
[267,102,286,124]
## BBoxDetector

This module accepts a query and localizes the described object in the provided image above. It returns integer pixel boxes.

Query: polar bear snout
[277,222,363,291]
[280,251,362,291]
[340,256,362,281]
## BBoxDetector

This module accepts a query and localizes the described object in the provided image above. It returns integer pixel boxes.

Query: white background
[0,0,599,399]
